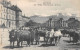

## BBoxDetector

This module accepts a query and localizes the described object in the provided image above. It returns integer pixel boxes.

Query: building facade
[10,5,22,28]
[0,0,16,29]
[22,15,30,26]
[0,0,22,29]
[47,17,68,29]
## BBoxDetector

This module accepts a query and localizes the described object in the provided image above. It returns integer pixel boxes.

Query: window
[4,8,5,12]
[13,16,14,20]
[9,21,10,27]
[9,9,10,13]
[5,14,6,19]
[8,15,9,19]
[8,9,9,13]
[6,16,7,19]
[9,15,10,19]
[12,10,13,15]
[1,20,2,25]
[13,11,14,15]
[6,8,7,12]
[1,6,2,9]
[4,14,5,17]
[1,13,2,18]
[4,14,5,19]
[5,8,6,12]
[19,12,22,16]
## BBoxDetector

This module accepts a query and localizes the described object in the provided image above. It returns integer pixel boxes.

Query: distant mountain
[29,13,80,23]
[30,15,49,23]
[48,14,71,21]
[75,17,80,21]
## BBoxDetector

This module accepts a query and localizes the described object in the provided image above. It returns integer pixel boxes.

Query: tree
[24,20,37,27]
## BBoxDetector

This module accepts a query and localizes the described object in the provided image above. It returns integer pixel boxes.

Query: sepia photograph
[0,0,80,50]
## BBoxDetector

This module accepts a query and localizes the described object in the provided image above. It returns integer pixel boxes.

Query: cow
[61,29,80,44]
[9,29,35,47]
[17,29,35,47]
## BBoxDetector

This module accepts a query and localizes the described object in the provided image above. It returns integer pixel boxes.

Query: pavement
[0,28,80,50]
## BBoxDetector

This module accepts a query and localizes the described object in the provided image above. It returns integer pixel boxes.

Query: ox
[61,29,80,44]
[9,29,35,48]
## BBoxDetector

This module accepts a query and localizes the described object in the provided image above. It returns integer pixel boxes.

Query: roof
[22,15,30,19]
[10,5,22,12]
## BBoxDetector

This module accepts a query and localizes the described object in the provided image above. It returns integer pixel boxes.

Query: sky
[7,0,80,17]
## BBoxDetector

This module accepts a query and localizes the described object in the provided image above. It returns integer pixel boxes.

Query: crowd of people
[9,26,80,47]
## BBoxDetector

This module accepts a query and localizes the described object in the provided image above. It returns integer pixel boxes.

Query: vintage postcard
[0,0,80,50]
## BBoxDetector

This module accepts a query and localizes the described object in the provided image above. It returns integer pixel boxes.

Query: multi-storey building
[0,0,16,29]
[10,5,22,28]
[0,0,22,29]
[47,17,68,29]
[22,15,30,26]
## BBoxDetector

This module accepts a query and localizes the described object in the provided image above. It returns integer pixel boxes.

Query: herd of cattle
[9,28,80,48]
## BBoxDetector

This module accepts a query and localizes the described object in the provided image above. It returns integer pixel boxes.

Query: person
[45,29,50,44]
[50,29,55,38]
[53,28,62,45]
[49,29,55,44]
[35,29,40,45]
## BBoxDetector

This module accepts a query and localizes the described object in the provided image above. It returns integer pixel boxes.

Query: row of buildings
[47,18,80,29]
[0,0,80,30]
[46,17,80,29]
[0,0,22,29]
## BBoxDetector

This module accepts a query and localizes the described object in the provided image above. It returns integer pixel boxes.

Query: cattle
[17,29,36,47]
[61,29,80,44]
[9,29,35,47]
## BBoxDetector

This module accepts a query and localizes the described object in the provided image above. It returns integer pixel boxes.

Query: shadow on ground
[3,46,23,49]
[67,43,80,46]
[62,40,80,48]
[63,40,74,43]
[39,44,55,47]
[2,43,39,49]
